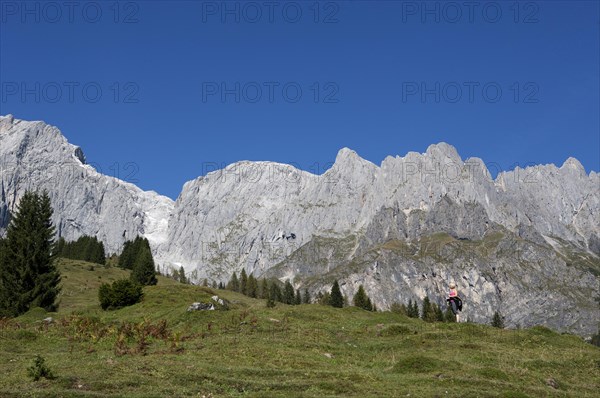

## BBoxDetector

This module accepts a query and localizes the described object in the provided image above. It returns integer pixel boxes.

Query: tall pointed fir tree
[130,244,157,286]
[329,280,344,308]
[227,272,239,292]
[0,191,61,316]
[303,288,310,304]
[246,274,258,298]
[353,285,373,311]
[258,278,268,299]
[283,280,295,304]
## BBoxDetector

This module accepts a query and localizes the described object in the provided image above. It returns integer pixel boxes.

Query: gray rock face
[1,115,598,336]
[0,115,173,254]
[160,137,599,337]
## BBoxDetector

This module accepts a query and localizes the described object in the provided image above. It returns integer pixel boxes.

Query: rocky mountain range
[1,115,598,337]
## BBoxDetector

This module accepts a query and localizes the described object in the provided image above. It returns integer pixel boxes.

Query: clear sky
[1,0,598,199]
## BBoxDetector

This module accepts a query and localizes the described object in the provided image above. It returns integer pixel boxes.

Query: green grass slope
[0,259,598,397]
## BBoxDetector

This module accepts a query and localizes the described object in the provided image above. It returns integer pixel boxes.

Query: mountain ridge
[1,114,598,336]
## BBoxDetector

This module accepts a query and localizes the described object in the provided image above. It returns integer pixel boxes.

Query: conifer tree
[303,288,310,304]
[407,299,419,318]
[0,191,61,316]
[211,280,217,289]
[390,302,408,315]
[283,280,295,304]
[227,272,239,292]
[271,282,282,302]
[267,281,279,308]
[421,297,436,322]
[178,266,187,284]
[258,278,269,299]
[491,311,505,328]
[118,240,135,269]
[239,269,248,294]
[353,285,371,310]
[412,300,419,318]
[434,303,444,322]
[295,289,302,305]
[246,274,258,298]
[330,280,344,308]
[130,244,157,286]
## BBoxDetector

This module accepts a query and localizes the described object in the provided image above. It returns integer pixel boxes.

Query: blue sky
[1,0,598,199]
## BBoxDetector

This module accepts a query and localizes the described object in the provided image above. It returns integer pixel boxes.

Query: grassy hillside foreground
[0,259,598,397]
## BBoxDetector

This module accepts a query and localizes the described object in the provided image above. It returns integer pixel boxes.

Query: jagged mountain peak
[0,115,173,253]
[561,157,586,174]
[331,147,378,176]
[425,142,462,162]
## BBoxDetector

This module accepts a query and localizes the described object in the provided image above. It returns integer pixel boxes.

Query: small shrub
[98,279,143,310]
[491,311,504,328]
[28,355,55,381]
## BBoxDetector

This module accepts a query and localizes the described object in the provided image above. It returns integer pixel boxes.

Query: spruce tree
[267,281,278,308]
[178,266,187,284]
[271,282,282,302]
[407,299,419,318]
[94,239,106,265]
[227,272,239,292]
[421,297,436,322]
[353,285,370,310]
[295,289,302,305]
[130,245,157,286]
[240,269,248,294]
[412,300,419,318]
[329,280,344,308]
[434,303,444,322]
[258,278,269,299]
[491,311,505,328]
[283,280,295,304]
[0,191,61,316]
[246,274,258,298]
[118,240,134,269]
[390,302,408,315]
[303,288,310,304]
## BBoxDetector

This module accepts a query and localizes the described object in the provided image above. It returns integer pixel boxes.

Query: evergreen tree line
[0,191,61,317]
[117,236,157,286]
[314,280,377,311]
[224,270,311,306]
[390,297,457,323]
[97,236,158,310]
[171,266,189,284]
[55,235,106,265]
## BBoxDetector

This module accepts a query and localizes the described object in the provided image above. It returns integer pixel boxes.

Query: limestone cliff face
[160,140,599,337]
[1,115,598,336]
[0,115,173,254]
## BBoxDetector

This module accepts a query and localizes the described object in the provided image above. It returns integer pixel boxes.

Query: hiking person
[447,282,463,322]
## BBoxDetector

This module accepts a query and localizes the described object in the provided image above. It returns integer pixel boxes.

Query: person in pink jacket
[447,282,463,322]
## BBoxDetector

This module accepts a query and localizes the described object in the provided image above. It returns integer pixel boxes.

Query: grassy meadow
[0,259,598,397]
